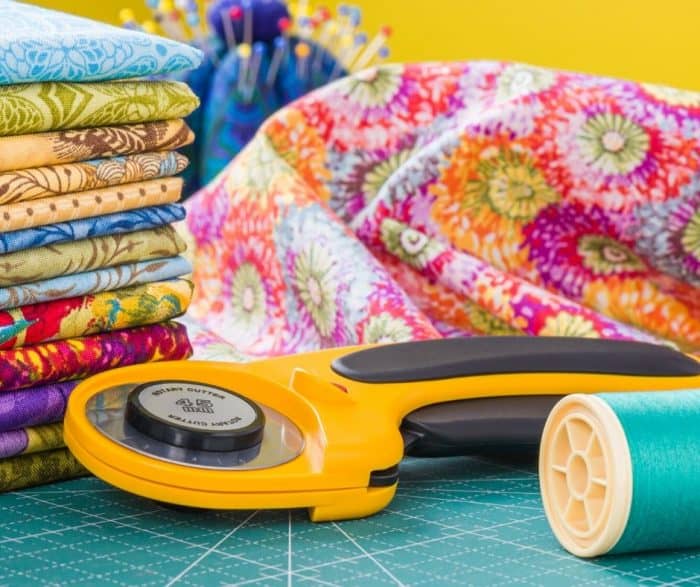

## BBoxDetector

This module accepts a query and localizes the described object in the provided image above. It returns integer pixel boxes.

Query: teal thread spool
[539,390,700,557]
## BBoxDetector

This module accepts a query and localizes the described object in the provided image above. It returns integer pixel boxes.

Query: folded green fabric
[0,225,186,287]
[0,448,87,492]
[0,423,65,459]
[0,81,199,137]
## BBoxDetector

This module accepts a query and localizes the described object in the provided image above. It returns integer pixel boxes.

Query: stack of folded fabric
[0,1,203,491]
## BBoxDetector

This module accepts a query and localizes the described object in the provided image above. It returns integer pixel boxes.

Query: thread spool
[539,390,700,558]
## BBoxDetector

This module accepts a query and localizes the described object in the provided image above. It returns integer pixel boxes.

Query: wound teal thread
[598,390,700,554]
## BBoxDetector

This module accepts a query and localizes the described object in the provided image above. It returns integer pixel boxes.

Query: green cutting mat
[2,456,700,586]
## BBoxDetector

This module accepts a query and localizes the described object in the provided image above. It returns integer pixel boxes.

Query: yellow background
[34,0,700,90]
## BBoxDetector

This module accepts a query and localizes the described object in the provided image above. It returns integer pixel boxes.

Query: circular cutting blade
[85,382,305,470]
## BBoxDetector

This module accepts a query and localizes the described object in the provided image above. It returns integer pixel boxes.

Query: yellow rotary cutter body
[64,337,700,521]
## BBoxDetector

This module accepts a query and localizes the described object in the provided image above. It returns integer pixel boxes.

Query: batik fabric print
[0,279,193,349]
[0,0,202,84]
[0,120,194,173]
[0,177,182,232]
[0,256,191,309]
[0,225,186,287]
[0,382,77,432]
[0,321,192,392]
[0,204,186,255]
[0,448,87,492]
[0,152,188,204]
[184,61,700,357]
[0,81,199,137]
[0,423,65,459]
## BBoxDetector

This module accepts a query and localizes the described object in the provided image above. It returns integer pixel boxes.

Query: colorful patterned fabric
[0,119,193,173]
[0,256,191,309]
[183,61,700,357]
[0,204,185,255]
[0,0,202,85]
[0,382,76,432]
[0,321,191,392]
[0,279,193,350]
[0,448,86,492]
[0,177,182,232]
[0,226,186,287]
[0,152,188,205]
[0,81,198,137]
[0,423,64,459]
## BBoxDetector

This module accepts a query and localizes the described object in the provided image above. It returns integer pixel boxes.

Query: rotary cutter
[64,337,700,522]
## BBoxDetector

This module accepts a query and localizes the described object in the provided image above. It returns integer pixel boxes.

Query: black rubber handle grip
[400,396,562,457]
[332,336,700,383]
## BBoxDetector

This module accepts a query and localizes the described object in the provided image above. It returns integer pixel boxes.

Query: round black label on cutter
[125,381,265,452]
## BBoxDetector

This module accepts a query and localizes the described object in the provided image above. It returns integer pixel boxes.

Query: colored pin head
[237,42,252,59]
[207,0,290,44]
[119,8,136,24]
[294,42,311,59]
[278,16,291,33]
[186,12,200,27]
[142,20,159,34]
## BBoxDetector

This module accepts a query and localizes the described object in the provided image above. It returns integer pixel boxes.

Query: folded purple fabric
[0,382,76,432]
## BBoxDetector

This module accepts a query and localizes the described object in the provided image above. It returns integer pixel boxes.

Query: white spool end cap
[539,394,633,557]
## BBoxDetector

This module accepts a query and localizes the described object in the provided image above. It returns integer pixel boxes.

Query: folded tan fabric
[0,80,199,136]
[0,151,188,204]
[0,119,193,172]
[0,225,186,286]
[0,177,182,231]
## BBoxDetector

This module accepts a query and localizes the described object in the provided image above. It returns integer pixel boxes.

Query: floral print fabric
[0,81,198,136]
[184,61,700,356]
[0,204,185,255]
[0,178,182,232]
[0,256,191,309]
[0,321,192,392]
[0,152,188,204]
[0,119,194,173]
[0,225,186,287]
[0,0,202,85]
[0,279,192,349]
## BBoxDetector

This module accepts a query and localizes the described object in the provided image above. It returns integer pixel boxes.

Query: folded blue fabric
[0,256,191,309]
[0,204,186,254]
[0,1,203,84]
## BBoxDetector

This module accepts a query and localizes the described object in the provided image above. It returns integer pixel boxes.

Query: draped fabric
[183,61,700,358]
